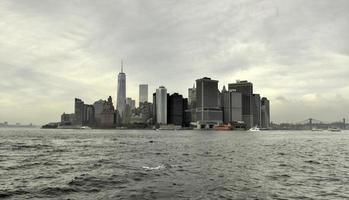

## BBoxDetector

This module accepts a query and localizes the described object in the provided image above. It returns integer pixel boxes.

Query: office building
[74,98,94,126]
[156,86,168,124]
[228,80,253,128]
[139,84,148,106]
[195,77,223,129]
[261,97,270,128]
[221,89,242,124]
[252,94,261,127]
[126,97,136,110]
[117,60,126,119]
[168,93,185,126]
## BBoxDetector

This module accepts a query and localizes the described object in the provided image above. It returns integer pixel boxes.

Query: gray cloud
[0,0,349,124]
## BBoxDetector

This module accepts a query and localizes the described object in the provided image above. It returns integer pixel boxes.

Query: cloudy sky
[0,0,348,125]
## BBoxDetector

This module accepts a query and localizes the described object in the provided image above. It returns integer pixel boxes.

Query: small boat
[328,128,341,132]
[249,126,260,132]
[311,128,323,131]
[213,124,232,131]
[80,126,92,130]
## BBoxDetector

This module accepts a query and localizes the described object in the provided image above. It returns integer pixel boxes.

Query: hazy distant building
[139,102,153,124]
[168,93,185,126]
[139,84,148,106]
[252,94,261,127]
[74,98,94,126]
[74,98,84,126]
[152,92,157,125]
[117,61,126,119]
[195,77,223,129]
[188,84,197,109]
[61,113,74,125]
[221,89,242,124]
[100,96,115,128]
[126,97,136,110]
[228,80,253,128]
[261,97,270,128]
[156,86,168,124]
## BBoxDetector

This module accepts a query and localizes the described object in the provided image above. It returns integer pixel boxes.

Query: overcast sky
[0,0,348,125]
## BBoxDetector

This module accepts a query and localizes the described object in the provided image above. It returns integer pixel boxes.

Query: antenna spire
[121,59,123,73]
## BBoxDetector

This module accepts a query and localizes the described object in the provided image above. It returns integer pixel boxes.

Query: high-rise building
[221,89,242,124]
[74,98,95,126]
[117,60,126,119]
[195,77,223,129]
[156,86,167,124]
[188,84,197,109]
[261,97,270,128]
[74,98,84,126]
[139,84,148,106]
[228,80,253,128]
[252,94,261,127]
[152,92,157,125]
[126,97,136,110]
[168,93,184,126]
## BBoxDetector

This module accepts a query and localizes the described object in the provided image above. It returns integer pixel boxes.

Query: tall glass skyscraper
[117,61,126,118]
[156,86,167,124]
[139,84,148,105]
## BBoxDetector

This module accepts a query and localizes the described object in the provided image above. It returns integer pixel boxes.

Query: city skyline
[0,0,349,125]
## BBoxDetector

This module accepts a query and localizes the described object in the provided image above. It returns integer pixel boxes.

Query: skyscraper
[261,97,270,128]
[139,84,148,106]
[117,60,126,119]
[252,94,261,127]
[228,80,253,128]
[195,77,223,129]
[168,93,184,126]
[221,89,242,124]
[156,86,167,124]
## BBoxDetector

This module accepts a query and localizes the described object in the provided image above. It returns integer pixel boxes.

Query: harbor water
[0,128,348,199]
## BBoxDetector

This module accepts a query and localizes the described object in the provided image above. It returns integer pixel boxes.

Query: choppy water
[0,128,348,200]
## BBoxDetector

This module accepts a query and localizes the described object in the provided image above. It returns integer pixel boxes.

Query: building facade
[195,77,223,129]
[168,93,184,126]
[117,61,126,119]
[252,94,261,127]
[228,80,253,128]
[139,84,148,106]
[261,97,270,128]
[221,90,242,124]
[156,86,168,124]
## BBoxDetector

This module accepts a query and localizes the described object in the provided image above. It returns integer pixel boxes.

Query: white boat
[249,126,260,132]
[311,128,323,131]
[328,128,341,132]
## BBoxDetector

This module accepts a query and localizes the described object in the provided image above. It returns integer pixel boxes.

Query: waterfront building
[168,93,185,126]
[60,113,74,125]
[74,98,95,126]
[139,102,153,124]
[156,86,168,124]
[139,84,148,106]
[74,98,84,125]
[152,92,157,125]
[100,96,116,128]
[221,89,242,124]
[117,60,126,119]
[93,99,105,127]
[195,77,223,129]
[261,97,270,128]
[252,94,261,127]
[228,80,253,128]
[188,84,197,109]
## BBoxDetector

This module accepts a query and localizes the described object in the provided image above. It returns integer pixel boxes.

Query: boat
[249,126,260,132]
[80,126,92,130]
[311,128,324,131]
[328,127,341,132]
[213,124,232,131]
